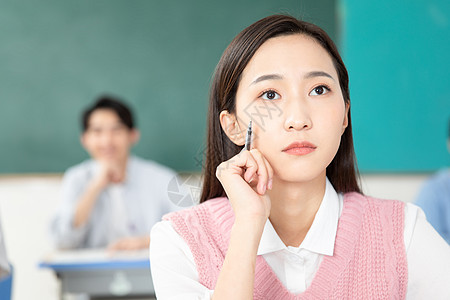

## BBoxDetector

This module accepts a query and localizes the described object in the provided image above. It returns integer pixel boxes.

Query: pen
[244,120,252,151]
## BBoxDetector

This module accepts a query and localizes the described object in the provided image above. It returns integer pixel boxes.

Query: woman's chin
[273,171,324,185]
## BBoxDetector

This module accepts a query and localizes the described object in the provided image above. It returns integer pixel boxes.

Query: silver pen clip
[244,120,252,151]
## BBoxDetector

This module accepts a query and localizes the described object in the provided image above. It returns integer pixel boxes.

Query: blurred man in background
[51,96,176,250]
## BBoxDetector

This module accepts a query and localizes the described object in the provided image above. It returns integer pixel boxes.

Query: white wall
[359,173,428,203]
[0,176,61,300]
[0,173,429,300]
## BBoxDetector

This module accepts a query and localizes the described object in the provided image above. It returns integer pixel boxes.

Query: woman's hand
[212,149,273,300]
[216,148,273,225]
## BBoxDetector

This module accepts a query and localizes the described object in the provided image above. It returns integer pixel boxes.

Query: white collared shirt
[259,179,340,293]
[150,179,450,299]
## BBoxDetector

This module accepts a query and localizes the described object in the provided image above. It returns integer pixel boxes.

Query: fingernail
[259,183,266,194]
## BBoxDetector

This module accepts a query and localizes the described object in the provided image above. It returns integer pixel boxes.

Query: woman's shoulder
[344,191,424,217]
[343,191,408,207]
[342,192,408,232]
[160,197,234,247]
[343,192,431,248]
[151,219,180,241]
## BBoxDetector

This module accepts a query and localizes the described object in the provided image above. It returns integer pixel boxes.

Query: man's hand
[95,161,127,187]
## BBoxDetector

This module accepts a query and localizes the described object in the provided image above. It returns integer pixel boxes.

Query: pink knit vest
[163,192,408,299]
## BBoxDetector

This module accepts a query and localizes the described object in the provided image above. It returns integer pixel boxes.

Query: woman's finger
[216,150,258,182]
[249,149,269,195]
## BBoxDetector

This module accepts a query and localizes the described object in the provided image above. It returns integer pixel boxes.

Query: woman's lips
[282,141,317,156]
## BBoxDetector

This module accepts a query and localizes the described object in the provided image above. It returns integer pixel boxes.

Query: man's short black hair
[82,95,135,132]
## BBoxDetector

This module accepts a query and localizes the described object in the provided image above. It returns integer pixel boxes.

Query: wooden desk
[40,249,154,299]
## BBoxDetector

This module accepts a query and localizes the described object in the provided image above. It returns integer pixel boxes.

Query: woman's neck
[267,172,326,247]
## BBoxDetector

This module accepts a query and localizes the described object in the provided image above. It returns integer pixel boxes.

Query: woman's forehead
[240,34,337,83]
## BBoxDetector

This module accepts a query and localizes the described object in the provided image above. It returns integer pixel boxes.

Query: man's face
[81,109,138,162]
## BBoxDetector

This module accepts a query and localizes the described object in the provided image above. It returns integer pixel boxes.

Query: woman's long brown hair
[200,15,361,203]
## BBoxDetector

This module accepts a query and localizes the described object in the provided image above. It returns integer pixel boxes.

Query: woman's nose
[283,98,312,131]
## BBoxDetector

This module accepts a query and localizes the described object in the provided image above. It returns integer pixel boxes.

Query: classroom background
[0,0,449,299]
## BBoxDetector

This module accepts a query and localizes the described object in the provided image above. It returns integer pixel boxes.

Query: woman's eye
[309,85,330,96]
[261,90,280,100]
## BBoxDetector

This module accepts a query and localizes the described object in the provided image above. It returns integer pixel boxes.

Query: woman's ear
[219,110,245,146]
[342,103,350,134]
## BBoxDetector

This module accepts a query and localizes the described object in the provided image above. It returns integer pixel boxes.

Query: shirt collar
[257,178,340,257]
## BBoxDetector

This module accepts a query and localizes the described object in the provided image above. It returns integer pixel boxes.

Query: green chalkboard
[0,0,337,173]
[341,0,450,171]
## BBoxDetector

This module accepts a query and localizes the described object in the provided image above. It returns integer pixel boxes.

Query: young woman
[150,15,450,299]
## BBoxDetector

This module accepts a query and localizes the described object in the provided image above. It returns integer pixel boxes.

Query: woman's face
[233,34,348,183]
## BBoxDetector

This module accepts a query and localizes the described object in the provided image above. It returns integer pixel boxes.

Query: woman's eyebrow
[304,71,335,81]
[250,71,335,86]
[250,74,283,86]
